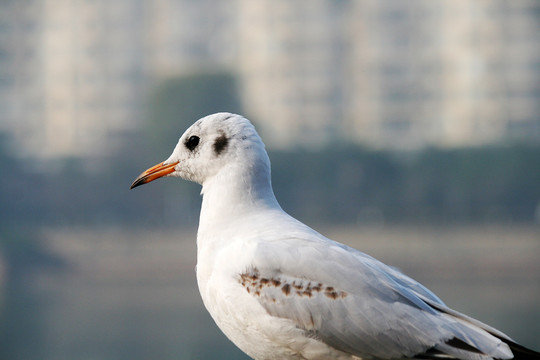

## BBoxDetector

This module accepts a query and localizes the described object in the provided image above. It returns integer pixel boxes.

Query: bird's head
[131,113,270,189]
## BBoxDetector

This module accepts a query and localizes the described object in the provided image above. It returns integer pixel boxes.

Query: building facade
[1,0,539,160]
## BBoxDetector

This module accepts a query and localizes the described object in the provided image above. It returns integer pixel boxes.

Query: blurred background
[1,0,540,359]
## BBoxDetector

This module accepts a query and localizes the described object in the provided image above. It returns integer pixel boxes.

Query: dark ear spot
[213,133,229,156]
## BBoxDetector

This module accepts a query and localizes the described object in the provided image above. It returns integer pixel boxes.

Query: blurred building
[343,1,540,149]
[0,0,234,159]
[1,1,148,158]
[145,0,236,77]
[236,0,540,149]
[1,0,540,160]
[236,1,348,148]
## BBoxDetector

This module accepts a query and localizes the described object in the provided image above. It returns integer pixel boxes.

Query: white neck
[197,161,281,239]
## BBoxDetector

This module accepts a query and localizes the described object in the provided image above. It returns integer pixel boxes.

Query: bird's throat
[198,170,280,235]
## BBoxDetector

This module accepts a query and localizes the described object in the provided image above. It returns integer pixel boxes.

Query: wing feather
[237,234,514,360]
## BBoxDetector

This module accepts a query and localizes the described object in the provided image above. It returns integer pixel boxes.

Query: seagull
[131,113,540,360]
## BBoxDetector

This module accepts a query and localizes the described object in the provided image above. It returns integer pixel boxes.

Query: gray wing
[239,236,514,360]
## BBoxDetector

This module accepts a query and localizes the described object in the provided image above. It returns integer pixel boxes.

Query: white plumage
[131,113,539,360]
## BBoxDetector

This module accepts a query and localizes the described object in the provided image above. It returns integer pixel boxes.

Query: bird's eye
[186,135,200,151]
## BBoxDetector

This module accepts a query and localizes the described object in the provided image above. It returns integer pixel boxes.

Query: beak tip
[130,161,179,190]
[130,176,146,189]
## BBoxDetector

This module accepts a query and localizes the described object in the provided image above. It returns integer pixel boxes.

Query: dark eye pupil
[186,135,200,151]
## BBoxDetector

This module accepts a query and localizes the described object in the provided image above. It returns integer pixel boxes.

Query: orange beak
[130,161,179,189]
